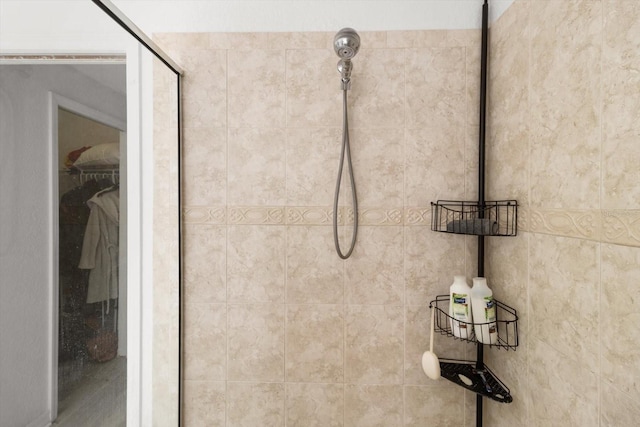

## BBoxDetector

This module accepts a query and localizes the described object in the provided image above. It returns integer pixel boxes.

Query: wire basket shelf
[429,295,519,350]
[431,200,517,236]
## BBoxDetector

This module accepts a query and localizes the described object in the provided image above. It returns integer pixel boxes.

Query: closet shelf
[429,295,519,350]
[431,200,517,236]
[439,358,513,404]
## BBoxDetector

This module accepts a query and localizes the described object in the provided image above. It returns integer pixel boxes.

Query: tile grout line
[598,4,604,425]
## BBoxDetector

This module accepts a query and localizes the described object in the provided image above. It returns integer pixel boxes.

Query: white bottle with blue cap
[449,275,472,339]
[471,277,498,344]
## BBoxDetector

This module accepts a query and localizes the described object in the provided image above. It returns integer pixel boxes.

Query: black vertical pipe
[178,75,185,426]
[479,0,488,208]
[477,1,489,427]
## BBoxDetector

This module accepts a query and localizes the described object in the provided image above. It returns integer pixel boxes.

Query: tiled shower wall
[485,1,640,426]
[156,30,489,426]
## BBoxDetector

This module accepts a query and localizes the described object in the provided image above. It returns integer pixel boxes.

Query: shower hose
[333,88,358,259]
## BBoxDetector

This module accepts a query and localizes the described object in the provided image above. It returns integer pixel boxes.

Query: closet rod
[476,1,490,427]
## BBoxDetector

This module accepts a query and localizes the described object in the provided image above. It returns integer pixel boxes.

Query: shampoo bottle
[449,276,472,339]
[470,277,498,344]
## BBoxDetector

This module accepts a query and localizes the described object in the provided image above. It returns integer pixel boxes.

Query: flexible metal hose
[333,88,358,259]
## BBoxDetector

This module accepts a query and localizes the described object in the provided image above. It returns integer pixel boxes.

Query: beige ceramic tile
[227,225,285,303]
[529,0,601,209]
[463,390,477,427]
[486,120,529,206]
[268,32,331,50]
[153,59,178,130]
[466,45,480,129]
[601,244,640,401]
[152,242,179,325]
[153,335,179,427]
[350,128,404,207]
[227,127,287,206]
[183,225,226,304]
[227,304,285,381]
[348,48,405,128]
[285,383,344,427]
[286,225,344,304]
[603,0,640,141]
[285,304,344,382]
[528,338,599,426]
[602,135,640,210]
[184,303,226,381]
[286,48,342,127]
[356,31,387,49]
[529,233,599,373]
[179,49,227,129]
[528,130,600,210]
[404,305,468,386]
[345,226,403,305]
[386,29,477,49]
[286,127,341,206]
[404,384,465,427]
[153,64,180,421]
[228,49,286,128]
[345,305,404,384]
[484,338,529,427]
[464,235,478,282]
[344,384,403,427]
[465,126,479,201]
[405,127,465,206]
[488,0,530,128]
[601,380,640,427]
[183,381,225,427]
[209,32,271,50]
[405,47,466,129]
[405,229,466,306]
[227,382,285,427]
[183,127,226,206]
[486,233,529,336]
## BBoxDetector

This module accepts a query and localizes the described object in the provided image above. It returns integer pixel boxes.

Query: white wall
[0,0,130,52]
[0,0,515,53]
[112,0,514,33]
[0,64,125,427]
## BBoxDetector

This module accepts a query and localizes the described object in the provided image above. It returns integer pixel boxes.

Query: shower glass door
[0,1,181,426]
[56,101,127,425]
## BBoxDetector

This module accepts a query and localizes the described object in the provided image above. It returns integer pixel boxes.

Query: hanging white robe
[79,188,119,304]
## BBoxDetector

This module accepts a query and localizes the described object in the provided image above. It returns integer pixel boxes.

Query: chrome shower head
[334,28,360,90]
[333,28,360,60]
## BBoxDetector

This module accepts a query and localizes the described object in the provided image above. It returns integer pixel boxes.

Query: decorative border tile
[359,208,403,225]
[518,206,529,233]
[182,205,640,247]
[228,206,285,225]
[183,207,226,224]
[528,208,601,241]
[405,207,431,226]
[602,210,640,247]
[286,206,333,225]
[183,206,436,226]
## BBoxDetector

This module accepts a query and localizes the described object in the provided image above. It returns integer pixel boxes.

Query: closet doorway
[53,77,127,426]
